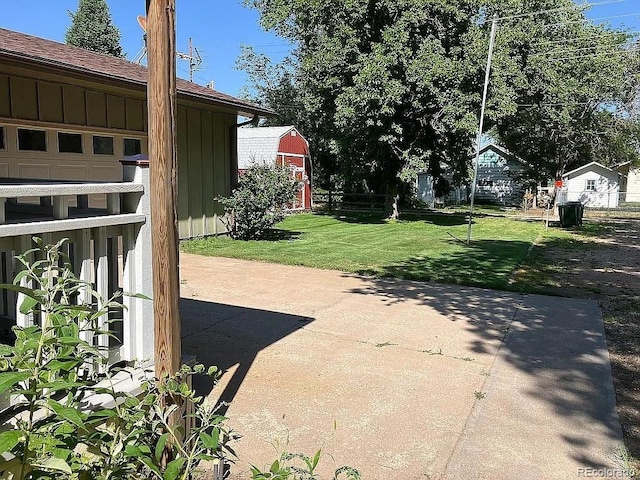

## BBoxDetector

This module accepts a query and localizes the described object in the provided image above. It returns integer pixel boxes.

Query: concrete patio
[179,254,625,480]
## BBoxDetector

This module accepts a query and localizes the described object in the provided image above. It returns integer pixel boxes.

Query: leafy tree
[486,0,640,183]
[237,46,303,128]
[217,163,300,240]
[241,0,640,205]
[244,0,486,210]
[65,0,124,57]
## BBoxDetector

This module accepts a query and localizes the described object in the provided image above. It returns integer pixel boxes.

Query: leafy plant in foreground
[250,450,361,480]
[0,238,235,480]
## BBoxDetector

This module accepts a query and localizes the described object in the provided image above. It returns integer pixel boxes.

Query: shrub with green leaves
[218,163,301,240]
[0,238,235,480]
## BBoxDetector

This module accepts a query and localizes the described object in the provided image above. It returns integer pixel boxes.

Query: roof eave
[563,161,616,177]
[0,49,274,118]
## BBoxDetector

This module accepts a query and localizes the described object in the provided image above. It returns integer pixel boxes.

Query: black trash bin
[558,202,583,227]
[566,201,584,226]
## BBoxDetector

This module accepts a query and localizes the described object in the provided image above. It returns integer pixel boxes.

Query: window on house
[0,126,5,150]
[93,135,114,155]
[123,138,142,157]
[58,132,83,154]
[586,179,596,191]
[18,129,47,152]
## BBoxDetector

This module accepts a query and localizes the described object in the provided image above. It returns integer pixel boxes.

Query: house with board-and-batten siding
[474,143,530,206]
[0,27,271,388]
[416,143,530,207]
[0,27,272,239]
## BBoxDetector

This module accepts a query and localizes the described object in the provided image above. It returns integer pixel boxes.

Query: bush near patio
[217,164,301,241]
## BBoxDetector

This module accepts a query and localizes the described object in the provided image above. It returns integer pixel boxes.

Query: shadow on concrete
[180,298,314,413]
[344,276,622,470]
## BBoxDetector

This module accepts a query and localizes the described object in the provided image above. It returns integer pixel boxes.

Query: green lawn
[182,211,573,290]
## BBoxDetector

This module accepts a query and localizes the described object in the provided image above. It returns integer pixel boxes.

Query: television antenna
[133,15,203,84]
[133,15,148,65]
[176,38,203,83]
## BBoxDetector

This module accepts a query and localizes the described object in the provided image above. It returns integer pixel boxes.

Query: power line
[532,40,632,57]
[488,0,630,23]
[542,11,640,29]
[532,29,639,48]
[249,43,291,48]
[544,45,640,61]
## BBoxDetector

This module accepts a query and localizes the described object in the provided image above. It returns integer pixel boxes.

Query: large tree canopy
[487,1,640,181]
[65,0,123,58]
[242,0,640,195]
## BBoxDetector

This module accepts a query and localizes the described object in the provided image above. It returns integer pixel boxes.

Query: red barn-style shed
[237,126,312,210]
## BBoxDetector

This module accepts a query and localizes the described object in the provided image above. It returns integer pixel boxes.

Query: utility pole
[467,14,498,245]
[145,0,181,384]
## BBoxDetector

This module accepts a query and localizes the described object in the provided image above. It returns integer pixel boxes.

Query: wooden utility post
[145,0,181,382]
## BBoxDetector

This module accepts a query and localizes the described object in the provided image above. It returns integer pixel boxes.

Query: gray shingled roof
[237,126,296,169]
[0,27,273,117]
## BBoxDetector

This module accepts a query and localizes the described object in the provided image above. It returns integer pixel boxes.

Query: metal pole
[466,14,498,245]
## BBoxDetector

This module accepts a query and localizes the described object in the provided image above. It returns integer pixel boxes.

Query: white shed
[416,173,466,207]
[560,162,620,208]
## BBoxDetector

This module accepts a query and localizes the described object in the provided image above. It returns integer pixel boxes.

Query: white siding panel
[626,168,640,202]
[19,164,50,179]
[57,165,87,181]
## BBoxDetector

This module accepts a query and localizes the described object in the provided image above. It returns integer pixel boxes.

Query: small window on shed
[18,129,47,152]
[123,138,142,157]
[58,132,83,154]
[586,179,596,191]
[0,126,5,150]
[93,135,114,155]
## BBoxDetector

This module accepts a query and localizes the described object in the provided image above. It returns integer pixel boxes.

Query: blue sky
[0,0,291,97]
[0,1,638,99]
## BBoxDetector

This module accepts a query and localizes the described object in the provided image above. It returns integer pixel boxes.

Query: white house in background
[615,162,640,203]
[559,162,620,208]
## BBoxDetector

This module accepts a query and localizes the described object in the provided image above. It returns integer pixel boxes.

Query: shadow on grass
[260,229,302,241]
[357,239,532,291]
[316,210,472,227]
[314,210,387,224]
[419,213,468,227]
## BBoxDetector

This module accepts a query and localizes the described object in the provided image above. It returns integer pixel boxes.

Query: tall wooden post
[145,0,181,382]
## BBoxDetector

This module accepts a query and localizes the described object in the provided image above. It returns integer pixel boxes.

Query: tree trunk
[385,185,400,220]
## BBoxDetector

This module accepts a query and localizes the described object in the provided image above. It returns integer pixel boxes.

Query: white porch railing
[0,159,154,368]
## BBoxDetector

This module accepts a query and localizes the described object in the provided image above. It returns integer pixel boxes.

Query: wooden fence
[313,191,387,212]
